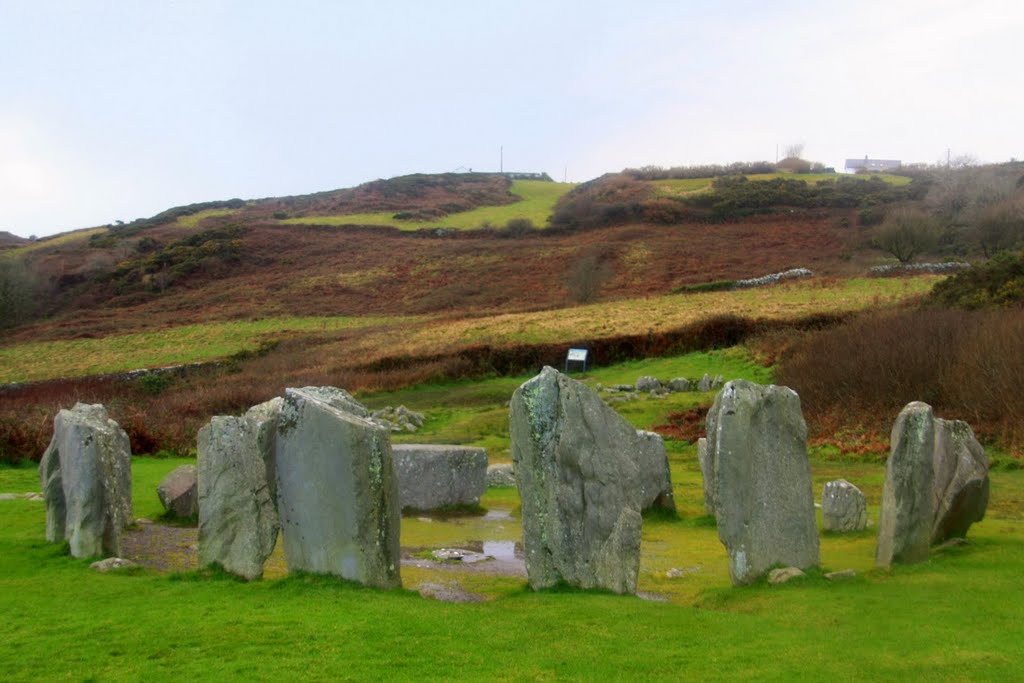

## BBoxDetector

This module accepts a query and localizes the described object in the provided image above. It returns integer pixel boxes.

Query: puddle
[482,540,517,561]
[483,509,513,521]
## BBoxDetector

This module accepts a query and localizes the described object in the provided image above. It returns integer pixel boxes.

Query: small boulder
[635,376,661,392]
[697,374,713,392]
[767,567,806,585]
[667,378,690,392]
[931,418,989,544]
[876,402,935,568]
[821,479,867,532]
[824,569,857,581]
[392,445,488,511]
[486,463,516,488]
[90,557,139,572]
[157,465,198,519]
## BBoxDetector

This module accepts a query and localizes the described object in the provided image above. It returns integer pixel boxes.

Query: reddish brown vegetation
[652,407,709,443]
[777,306,1024,458]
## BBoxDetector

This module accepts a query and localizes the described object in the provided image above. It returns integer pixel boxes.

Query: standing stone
[197,400,281,581]
[821,479,867,532]
[635,376,661,392]
[877,402,935,568]
[392,445,488,511]
[275,387,401,588]
[635,430,676,512]
[157,465,198,519]
[697,437,715,517]
[38,403,132,559]
[697,373,713,392]
[510,367,643,594]
[932,418,989,544]
[706,380,819,585]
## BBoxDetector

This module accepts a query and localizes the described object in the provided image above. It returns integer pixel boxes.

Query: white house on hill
[845,156,901,173]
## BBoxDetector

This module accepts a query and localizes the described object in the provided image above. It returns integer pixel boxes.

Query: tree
[975,197,1024,257]
[0,257,40,329]
[875,208,940,263]
[565,246,614,304]
[784,142,805,160]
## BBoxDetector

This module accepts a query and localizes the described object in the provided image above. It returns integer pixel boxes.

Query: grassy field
[0,315,411,384]
[1,440,1020,679]
[174,208,242,228]
[0,227,109,259]
[280,180,575,230]
[653,172,911,197]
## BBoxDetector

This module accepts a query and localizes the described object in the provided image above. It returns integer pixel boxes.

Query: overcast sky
[3,0,1022,237]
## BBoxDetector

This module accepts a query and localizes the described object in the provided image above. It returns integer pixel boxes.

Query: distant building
[498,172,552,181]
[845,156,901,173]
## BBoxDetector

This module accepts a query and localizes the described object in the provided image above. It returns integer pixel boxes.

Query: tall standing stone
[635,430,676,512]
[197,398,282,580]
[697,437,715,517]
[706,380,819,585]
[877,402,935,567]
[932,418,989,544]
[821,479,867,532]
[38,403,132,558]
[274,387,400,588]
[510,367,643,594]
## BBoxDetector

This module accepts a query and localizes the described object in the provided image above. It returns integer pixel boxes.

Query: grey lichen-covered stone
[932,418,989,544]
[392,445,488,511]
[38,403,132,559]
[635,430,676,512]
[667,378,690,392]
[706,380,819,585]
[157,465,198,519]
[510,366,643,594]
[635,376,661,392]
[697,437,715,517]
[821,479,867,532]
[197,408,280,581]
[275,387,401,588]
[90,557,139,572]
[876,402,935,568]
[697,373,713,392]
[486,463,516,488]
[767,567,806,585]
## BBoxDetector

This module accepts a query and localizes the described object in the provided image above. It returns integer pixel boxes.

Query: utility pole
[564,164,567,183]
[500,146,503,173]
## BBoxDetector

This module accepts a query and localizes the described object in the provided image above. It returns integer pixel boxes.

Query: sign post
[565,348,589,374]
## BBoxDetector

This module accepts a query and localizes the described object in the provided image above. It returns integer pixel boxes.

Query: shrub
[929,250,1024,308]
[873,208,940,263]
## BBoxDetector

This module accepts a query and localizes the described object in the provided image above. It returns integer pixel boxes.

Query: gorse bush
[929,250,1024,308]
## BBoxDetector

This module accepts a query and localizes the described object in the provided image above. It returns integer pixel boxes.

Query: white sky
[2,0,1022,237]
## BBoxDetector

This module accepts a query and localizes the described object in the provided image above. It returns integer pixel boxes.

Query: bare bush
[874,208,940,263]
[565,246,614,304]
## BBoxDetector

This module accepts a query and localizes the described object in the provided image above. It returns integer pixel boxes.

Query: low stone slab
[877,402,935,568]
[392,445,487,511]
[275,387,401,588]
[768,567,806,585]
[39,403,133,559]
[90,557,139,572]
[636,430,676,512]
[157,465,198,519]
[198,404,281,581]
[932,418,989,544]
[511,367,643,594]
[706,380,819,585]
[821,479,867,532]
[486,463,516,488]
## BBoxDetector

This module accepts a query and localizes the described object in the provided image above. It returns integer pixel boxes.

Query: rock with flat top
[510,367,643,594]
[768,567,806,585]
[706,380,819,585]
[486,463,516,488]
[157,465,198,519]
[39,403,132,559]
[90,557,139,572]
[392,444,487,511]
[274,387,401,588]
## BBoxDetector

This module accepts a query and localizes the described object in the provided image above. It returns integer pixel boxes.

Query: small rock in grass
[90,557,139,572]
[0,493,17,501]
[824,569,857,581]
[767,567,806,585]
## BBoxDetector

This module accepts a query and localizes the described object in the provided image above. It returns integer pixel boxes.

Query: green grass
[280,180,575,230]
[0,227,109,259]
[362,347,772,461]
[174,208,241,228]
[2,449,1021,679]
[653,173,911,198]
[0,315,410,384]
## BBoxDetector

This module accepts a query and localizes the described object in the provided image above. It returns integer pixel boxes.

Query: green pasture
[2,440,1021,679]
[0,227,108,259]
[653,172,911,197]
[173,208,242,228]
[280,180,575,230]
[0,315,410,384]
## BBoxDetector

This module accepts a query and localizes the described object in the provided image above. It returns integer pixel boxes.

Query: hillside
[0,231,28,248]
